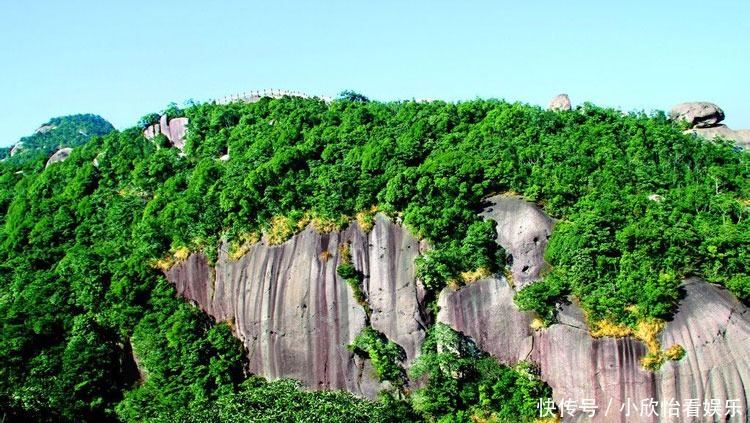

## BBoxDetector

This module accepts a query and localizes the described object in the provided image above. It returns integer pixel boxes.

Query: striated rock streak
[166,214,425,398]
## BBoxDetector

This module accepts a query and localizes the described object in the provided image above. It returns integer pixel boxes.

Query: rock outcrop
[166,214,426,398]
[548,94,572,112]
[9,142,24,157]
[438,277,534,365]
[143,115,188,150]
[685,125,750,149]
[45,147,72,168]
[669,102,725,128]
[35,124,56,134]
[166,195,750,420]
[480,194,554,289]
[670,101,750,149]
[532,278,750,422]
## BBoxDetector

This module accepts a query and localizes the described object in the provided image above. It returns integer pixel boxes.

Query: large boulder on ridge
[547,94,572,112]
[669,102,725,128]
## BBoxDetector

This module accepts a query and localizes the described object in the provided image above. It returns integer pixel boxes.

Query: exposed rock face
[35,124,56,134]
[92,152,104,169]
[166,214,426,398]
[143,116,188,150]
[532,304,654,422]
[548,94,572,112]
[9,142,24,157]
[45,147,72,168]
[669,102,725,128]
[362,215,428,364]
[685,125,750,149]
[160,115,188,150]
[533,278,750,422]
[166,195,750,420]
[481,194,554,289]
[437,277,534,365]
[656,278,750,423]
[143,123,160,141]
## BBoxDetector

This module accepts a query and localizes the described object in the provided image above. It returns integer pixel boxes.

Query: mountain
[0,93,748,422]
[0,114,114,165]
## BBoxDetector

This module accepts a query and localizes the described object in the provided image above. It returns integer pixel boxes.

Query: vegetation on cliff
[0,92,748,421]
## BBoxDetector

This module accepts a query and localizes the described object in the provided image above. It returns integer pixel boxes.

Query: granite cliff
[165,194,750,421]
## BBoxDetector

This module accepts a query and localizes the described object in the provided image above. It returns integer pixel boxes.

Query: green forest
[0,93,748,422]
[0,114,114,164]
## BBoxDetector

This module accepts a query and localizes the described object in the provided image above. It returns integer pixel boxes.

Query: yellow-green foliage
[150,246,192,271]
[228,231,260,260]
[664,344,686,361]
[355,205,379,233]
[460,267,492,285]
[309,213,347,233]
[339,242,352,263]
[590,317,683,371]
[266,215,300,245]
[530,316,547,331]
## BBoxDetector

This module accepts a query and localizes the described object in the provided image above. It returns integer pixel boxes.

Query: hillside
[0,94,748,422]
[0,114,115,167]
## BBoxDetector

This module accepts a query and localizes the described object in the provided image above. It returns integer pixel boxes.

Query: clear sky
[1,1,748,147]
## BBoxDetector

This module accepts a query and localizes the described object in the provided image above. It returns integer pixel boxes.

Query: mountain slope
[0,114,114,165]
[1,94,749,421]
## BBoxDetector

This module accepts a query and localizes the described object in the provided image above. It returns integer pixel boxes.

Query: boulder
[548,94,572,112]
[45,147,72,168]
[669,102,725,128]
[35,124,56,134]
[167,117,188,150]
[92,152,104,169]
[143,123,160,141]
[9,142,24,157]
[143,116,188,150]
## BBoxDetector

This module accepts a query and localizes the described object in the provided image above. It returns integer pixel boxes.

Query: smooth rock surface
[166,195,750,421]
[685,125,750,149]
[532,279,750,422]
[480,194,554,288]
[656,278,750,423]
[45,147,72,168]
[548,94,572,112]
[9,142,24,157]
[35,124,56,134]
[143,123,160,141]
[166,215,425,398]
[669,102,725,128]
[357,214,428,365]
[437,277,534,365]
[143,116,189,150]
[165,117,188,150]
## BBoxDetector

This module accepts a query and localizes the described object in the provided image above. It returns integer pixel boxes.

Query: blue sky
[1,1,748,147]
